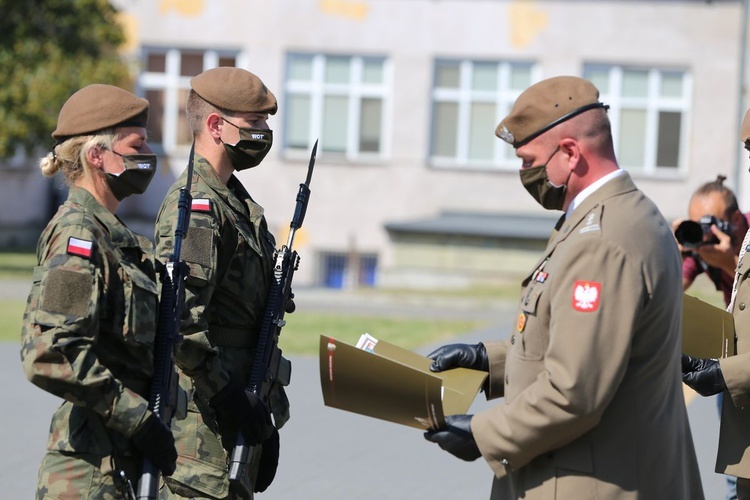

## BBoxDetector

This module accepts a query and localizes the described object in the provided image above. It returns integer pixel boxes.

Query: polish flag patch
[191,199,211,212]
[67,237,93,259]
[572,281,601,312]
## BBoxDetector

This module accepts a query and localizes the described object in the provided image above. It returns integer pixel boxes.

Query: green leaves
[0,0,130,158]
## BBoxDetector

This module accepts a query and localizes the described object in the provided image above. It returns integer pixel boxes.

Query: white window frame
[429,59,541,171]
[136,47,243,155]
[584,64,692,178]
[283,53,392,162]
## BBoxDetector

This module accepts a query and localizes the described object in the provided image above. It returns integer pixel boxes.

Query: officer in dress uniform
[683,108,750,499]
[424,76,704,499]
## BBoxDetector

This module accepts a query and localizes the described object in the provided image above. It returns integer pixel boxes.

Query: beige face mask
[518,146,567,211]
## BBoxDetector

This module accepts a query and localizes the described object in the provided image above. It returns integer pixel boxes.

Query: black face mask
[221,117,273,171]
[103,152,157,201]
[518,146,568,211]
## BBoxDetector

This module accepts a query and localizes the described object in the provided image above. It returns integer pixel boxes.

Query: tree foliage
[0,0,131,158]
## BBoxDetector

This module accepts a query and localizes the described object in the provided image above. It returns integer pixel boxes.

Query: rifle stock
[136,146,194,499]
[228,140,317,498]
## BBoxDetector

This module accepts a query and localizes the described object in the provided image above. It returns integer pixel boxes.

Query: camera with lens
[674,215,731,249]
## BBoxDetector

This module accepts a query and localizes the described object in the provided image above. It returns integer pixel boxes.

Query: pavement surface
[0,286,727,499]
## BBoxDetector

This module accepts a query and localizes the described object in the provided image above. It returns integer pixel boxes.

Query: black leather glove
[210,384,273,445]
[427,343,488,372]
[131,413,177,476]
[682,354,726,397]
[423,415,481,462]
[254,428,280,493]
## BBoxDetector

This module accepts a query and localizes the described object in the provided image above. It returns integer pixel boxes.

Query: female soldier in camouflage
[20,84,177,499]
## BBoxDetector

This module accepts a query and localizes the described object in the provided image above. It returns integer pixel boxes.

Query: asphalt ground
[0,286,727,499]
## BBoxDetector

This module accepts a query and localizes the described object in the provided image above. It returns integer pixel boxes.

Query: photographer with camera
[673,175,750,306]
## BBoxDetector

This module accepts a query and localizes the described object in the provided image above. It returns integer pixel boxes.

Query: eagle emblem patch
[572,281,601,312]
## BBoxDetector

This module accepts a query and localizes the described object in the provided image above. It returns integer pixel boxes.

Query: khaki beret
[191,67,277,115]
[496,76,608,148]
[52,84,149,140]
[741,108,750,143]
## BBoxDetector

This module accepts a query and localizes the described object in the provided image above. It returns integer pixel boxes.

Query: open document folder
[319,334,488,430]
[682,293,735,359]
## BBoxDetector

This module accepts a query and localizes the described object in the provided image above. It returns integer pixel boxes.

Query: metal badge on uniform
[572,280,601,312]
[191,198,211,212]
[67,236,93,259]
[517,312,527,332]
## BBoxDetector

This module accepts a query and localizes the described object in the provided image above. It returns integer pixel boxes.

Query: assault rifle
[228,140,318,498]
[135,146,195,499]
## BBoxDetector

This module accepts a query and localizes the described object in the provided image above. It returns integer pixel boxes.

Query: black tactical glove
[682,354,726,397]
[131,413,178,476]
[423,415,481,462]
[254,427,280,493]
[427,343,489,372]
[210,383,273,445]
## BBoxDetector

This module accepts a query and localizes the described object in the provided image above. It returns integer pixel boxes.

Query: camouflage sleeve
[155,191,230,400]
[20,222,149,438]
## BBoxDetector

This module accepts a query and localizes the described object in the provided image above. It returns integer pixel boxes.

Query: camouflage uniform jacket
[21,186,158,456]
[154,155,289,497]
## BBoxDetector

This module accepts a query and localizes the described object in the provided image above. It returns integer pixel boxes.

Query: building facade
[4,0,748,289]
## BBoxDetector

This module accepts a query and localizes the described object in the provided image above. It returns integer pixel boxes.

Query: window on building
[430,59,541,170]
[137,47,239,154]
[321,252,378,289]
[583,65,691,175]
[284,53,391,161]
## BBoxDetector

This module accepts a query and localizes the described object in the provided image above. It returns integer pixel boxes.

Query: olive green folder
[682,293,736,359]
[319,334,488,430]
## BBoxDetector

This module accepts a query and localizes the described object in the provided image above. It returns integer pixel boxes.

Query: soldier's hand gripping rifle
[228,140,318,498]
[136,146,195,499]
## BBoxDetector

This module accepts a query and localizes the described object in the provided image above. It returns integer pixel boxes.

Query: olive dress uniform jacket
[472,172,703,499]
[154,155,290,498]
[21,186,158,495]
[717,228,750,478]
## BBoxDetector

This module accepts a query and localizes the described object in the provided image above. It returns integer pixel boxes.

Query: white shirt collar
[565,169,626,220]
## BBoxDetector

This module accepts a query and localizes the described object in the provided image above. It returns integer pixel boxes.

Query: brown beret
[496,76,608,148]
[741,108,750,143]
[191,67,277,115]
[52,84,149,140]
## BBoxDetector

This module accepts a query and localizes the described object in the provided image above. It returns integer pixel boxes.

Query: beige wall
[100,0,750,286]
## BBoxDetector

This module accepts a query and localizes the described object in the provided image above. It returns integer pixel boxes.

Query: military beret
[496,76,608,148]
[191,67,277,115]
[52,84,149,140]
[741,108,750,144]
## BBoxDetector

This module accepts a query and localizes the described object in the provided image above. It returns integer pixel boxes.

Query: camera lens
[675,220,703,248]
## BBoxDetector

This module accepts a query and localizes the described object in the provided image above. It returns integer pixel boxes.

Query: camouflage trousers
[36,450,138,499]
[158,405,264,500]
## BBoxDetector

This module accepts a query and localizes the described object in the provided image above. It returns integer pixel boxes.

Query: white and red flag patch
[572,280,601,312]
[67,237,93,258]
[191,199,211,212]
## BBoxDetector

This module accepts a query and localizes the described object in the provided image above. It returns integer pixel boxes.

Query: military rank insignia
[572,280,601,312]
[517,312,527,332]
[67,237,93,258]
[191,198,211,212]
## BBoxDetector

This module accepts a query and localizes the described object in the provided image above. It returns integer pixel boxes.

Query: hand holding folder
[319,334,488,430]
